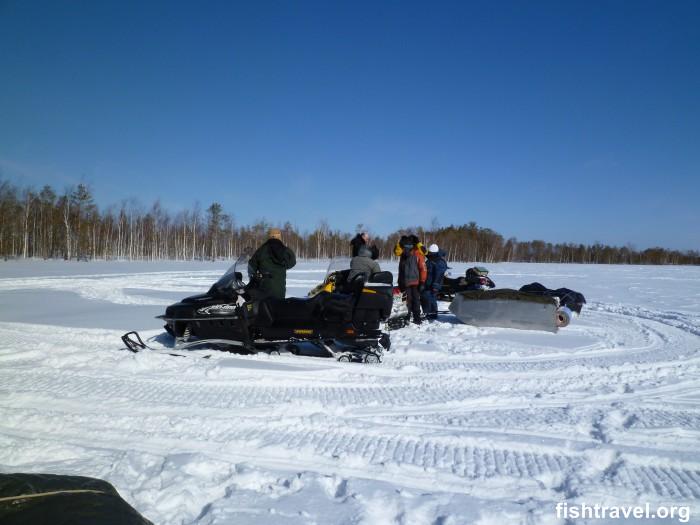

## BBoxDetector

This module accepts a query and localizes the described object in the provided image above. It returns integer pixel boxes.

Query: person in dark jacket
[348,245,381,282]
[421,244,448,320]
[248,228,296,299]
[398,235,427,325]
[350,232,379,260]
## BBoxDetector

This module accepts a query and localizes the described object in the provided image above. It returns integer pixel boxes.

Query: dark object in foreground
[0,473,152,525]
[126,254,393,363]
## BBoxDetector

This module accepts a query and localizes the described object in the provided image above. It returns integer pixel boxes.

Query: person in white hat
[421,243,448,320]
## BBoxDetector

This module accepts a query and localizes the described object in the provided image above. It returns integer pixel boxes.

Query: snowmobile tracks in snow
[2,401,700,501]
[388,307,700,372]
[2,351,700,502]
[2,266,700,519]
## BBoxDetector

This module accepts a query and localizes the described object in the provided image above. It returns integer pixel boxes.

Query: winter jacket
[248,238,296,299]
[350,234,365,257]
[394,238,427,258]
[425,250,448,292]
[348,254,381,283]
[350,234,379,260]
[398,248,427,290]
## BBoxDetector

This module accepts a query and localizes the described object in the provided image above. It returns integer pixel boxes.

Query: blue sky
[0,0,698,250]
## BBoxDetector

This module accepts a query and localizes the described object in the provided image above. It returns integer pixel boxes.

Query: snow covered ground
[1,259,699,524]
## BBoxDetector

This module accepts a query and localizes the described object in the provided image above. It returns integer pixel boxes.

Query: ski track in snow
[0,261,699,524]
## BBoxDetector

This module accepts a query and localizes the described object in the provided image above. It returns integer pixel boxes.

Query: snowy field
[1,259,699,524]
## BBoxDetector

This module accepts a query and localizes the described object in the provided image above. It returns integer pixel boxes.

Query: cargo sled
[449,289,560,332]
[449,283,586,333]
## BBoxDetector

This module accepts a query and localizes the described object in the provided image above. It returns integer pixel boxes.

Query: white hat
[428,244,439,253]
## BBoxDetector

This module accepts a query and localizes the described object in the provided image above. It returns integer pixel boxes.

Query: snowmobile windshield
[210,253,250,295]
[325,257,352,277]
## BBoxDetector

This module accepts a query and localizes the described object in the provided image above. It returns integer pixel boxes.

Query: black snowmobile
[122,254,393,363]
[437,266,496,301]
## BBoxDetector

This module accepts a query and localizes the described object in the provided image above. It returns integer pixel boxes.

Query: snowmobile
[122,254,393,363]
[438,266,496,301]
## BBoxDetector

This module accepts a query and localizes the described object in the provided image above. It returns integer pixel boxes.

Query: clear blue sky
[1,0,698,250]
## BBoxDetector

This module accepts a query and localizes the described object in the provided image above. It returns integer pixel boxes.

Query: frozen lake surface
[1,259,699,524]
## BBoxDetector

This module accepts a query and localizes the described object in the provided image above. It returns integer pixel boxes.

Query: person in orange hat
[248,228,296,299]
[397,234,427,325]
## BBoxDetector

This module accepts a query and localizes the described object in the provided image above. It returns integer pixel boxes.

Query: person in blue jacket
[421,243,448,320]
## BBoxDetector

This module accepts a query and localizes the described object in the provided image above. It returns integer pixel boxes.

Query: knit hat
[428,244,439,253]
[268,228,282,240]
[357,246,372,258]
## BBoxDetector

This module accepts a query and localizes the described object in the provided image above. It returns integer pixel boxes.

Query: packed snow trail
[0,261,699,524]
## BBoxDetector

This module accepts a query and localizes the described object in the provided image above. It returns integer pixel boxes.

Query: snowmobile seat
[368,271,393,285]
[346,273,368,300]
[259,292,354,326]
[332,269,352,293]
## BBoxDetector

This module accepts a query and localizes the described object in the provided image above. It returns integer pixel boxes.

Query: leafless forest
[1,181,697,265]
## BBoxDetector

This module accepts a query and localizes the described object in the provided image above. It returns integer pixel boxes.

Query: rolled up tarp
[556,305,574,327]
[449,289,559,333]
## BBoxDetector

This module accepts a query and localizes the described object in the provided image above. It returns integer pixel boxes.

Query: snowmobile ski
[121,331,213,359]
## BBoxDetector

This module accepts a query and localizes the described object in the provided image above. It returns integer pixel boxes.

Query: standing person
[348,245,381,282]
[396,234,427,258]
[393,235,409,257]
[421,244,448,320]
[351,231,380,260]
[398,235,427,325]
[248,228,296,299]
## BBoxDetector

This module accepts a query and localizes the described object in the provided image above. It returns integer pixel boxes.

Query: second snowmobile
[438,266,496,301]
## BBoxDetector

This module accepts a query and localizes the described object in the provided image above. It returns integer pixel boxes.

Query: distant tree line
[1,180,698,265]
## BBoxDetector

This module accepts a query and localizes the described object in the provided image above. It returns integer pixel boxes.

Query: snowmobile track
[2,406,700,501]
[2,262,700,523]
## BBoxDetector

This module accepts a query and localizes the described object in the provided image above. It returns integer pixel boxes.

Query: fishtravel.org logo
[555,502,690,522]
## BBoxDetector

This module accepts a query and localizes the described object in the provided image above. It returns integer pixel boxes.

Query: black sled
[437,267,586,332]
[125,254,393,363]
[449,278,587,332]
